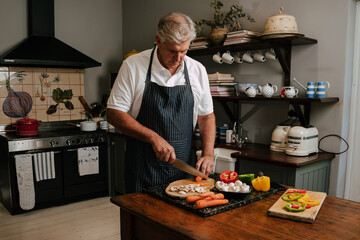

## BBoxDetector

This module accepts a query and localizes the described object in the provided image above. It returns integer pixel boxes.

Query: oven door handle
[19,150,62,154]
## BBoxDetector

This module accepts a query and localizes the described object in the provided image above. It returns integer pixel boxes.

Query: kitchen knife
[172,158,209,179]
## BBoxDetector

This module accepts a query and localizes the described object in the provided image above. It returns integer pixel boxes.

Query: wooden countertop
[111,190,360,240]
[193,140,335,168]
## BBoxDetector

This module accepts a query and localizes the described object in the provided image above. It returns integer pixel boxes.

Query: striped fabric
[124,47,194,193]
[33,152,56,182]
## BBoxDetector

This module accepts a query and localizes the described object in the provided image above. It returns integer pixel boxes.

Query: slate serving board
[143,174,286,217]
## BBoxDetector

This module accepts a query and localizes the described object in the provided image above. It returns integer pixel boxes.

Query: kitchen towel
[33,152,56,182]
[77,146,99,176]
[15,154,35,210]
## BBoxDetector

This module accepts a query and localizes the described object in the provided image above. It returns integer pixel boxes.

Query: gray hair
[157,12,196,44]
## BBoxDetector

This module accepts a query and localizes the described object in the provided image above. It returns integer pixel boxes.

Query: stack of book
[190,37,209,49]
[208,72,236,97]
[223,30,261,46]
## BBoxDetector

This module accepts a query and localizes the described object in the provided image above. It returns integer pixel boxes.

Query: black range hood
[0,0,101,69]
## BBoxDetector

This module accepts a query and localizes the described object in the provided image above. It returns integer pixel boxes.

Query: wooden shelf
[213,96,339,126]
[188,35,317,86]
[187,36,317,57]
[212,96,339,103]
[192,140,335,168]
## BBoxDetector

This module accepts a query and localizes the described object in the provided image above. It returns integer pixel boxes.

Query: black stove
[0,121,109,214]
[1,121,107,152]
[3,129,106,152]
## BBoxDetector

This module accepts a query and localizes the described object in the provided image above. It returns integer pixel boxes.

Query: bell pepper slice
[298,198,320,206]
[285,202,306,212]
[282,192,302,201]
[220,171,238,183]
[252,176,270,192]
[287,189,307,194]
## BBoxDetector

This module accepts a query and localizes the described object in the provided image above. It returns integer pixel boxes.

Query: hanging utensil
[78,96,93,118]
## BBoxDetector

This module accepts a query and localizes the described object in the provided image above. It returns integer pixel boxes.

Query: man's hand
[150,135,176,164]
[195,155,215,176]
[107,108,176,163]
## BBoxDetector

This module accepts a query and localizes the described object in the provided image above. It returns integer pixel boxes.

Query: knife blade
[172,158,209,179]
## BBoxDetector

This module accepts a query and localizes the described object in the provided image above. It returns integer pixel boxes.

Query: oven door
[62,144,108,201]
[8,150,63,214]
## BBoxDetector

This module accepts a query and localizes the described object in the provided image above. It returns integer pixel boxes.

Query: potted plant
[195,0,255,46]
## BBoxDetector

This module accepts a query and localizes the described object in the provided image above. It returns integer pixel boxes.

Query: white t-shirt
[107,47,213,128]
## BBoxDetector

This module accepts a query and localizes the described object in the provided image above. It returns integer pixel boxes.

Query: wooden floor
[0,197,120,240]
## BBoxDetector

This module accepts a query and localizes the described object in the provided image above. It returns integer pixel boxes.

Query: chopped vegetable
[193,199,229,209]
[298,198,320,206]
[195,176,202,182]
[252,176,270,192]
[287,189,307,194]
[284,202,306,212]
[282,192,302,202]
[220,171,238,183]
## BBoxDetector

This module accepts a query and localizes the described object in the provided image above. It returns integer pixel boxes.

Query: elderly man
[107,12,216,193]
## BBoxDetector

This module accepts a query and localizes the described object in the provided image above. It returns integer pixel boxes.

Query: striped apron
[124,47,194,193]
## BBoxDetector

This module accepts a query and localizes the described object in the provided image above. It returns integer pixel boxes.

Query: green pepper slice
[285,202,306,212]
[282,192,302,202]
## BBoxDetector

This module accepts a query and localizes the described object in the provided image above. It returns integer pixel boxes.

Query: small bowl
[216,188,252,199]
[235,83,259,96]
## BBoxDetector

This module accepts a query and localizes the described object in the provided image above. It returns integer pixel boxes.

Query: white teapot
[245,86,258,97]
[259,83,278,98]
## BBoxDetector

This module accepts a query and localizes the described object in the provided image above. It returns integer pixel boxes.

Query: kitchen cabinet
[229,143,332,193]
[108,132,126,196]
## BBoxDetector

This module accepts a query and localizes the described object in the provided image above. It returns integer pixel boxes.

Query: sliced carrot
[195,176,202,182]
[210,193,225,200]
[200,191,215,197]
[193,199,229,209]
[186,195,211,203]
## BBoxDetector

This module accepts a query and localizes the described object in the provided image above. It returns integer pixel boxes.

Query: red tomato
[220,171,238,183]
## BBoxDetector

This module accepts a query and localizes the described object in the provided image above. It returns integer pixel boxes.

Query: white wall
[122,0,355,198]
[0,0,123,105]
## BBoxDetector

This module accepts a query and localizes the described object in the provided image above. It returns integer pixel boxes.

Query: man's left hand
[195,155,215,176]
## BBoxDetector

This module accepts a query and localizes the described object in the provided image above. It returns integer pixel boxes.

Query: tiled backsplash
[0,67,86,124]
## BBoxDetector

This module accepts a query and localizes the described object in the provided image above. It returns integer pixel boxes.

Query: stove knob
[50,140,56,147]
[100,136,104,142]
[89,138,94,143]
[76,139,81,144]
[83,138,88,144]
[66,139,71,145]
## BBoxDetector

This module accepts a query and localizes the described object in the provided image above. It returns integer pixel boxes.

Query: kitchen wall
[0,67,85,124]
[0,0,123,105]
[122,0,356,198]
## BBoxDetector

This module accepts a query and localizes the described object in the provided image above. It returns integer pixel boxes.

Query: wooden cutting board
[267,189,327,223]
[165,178,215,199]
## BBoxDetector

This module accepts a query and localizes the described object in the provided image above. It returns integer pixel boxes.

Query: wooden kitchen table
[111,190,360,240]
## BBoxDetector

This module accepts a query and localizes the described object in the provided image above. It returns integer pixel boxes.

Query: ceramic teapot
[259,83,278,98]
[245,86,258,97]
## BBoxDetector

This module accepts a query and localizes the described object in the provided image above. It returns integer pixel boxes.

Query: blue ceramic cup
[315,81,330,98]
[306,82,315,98]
